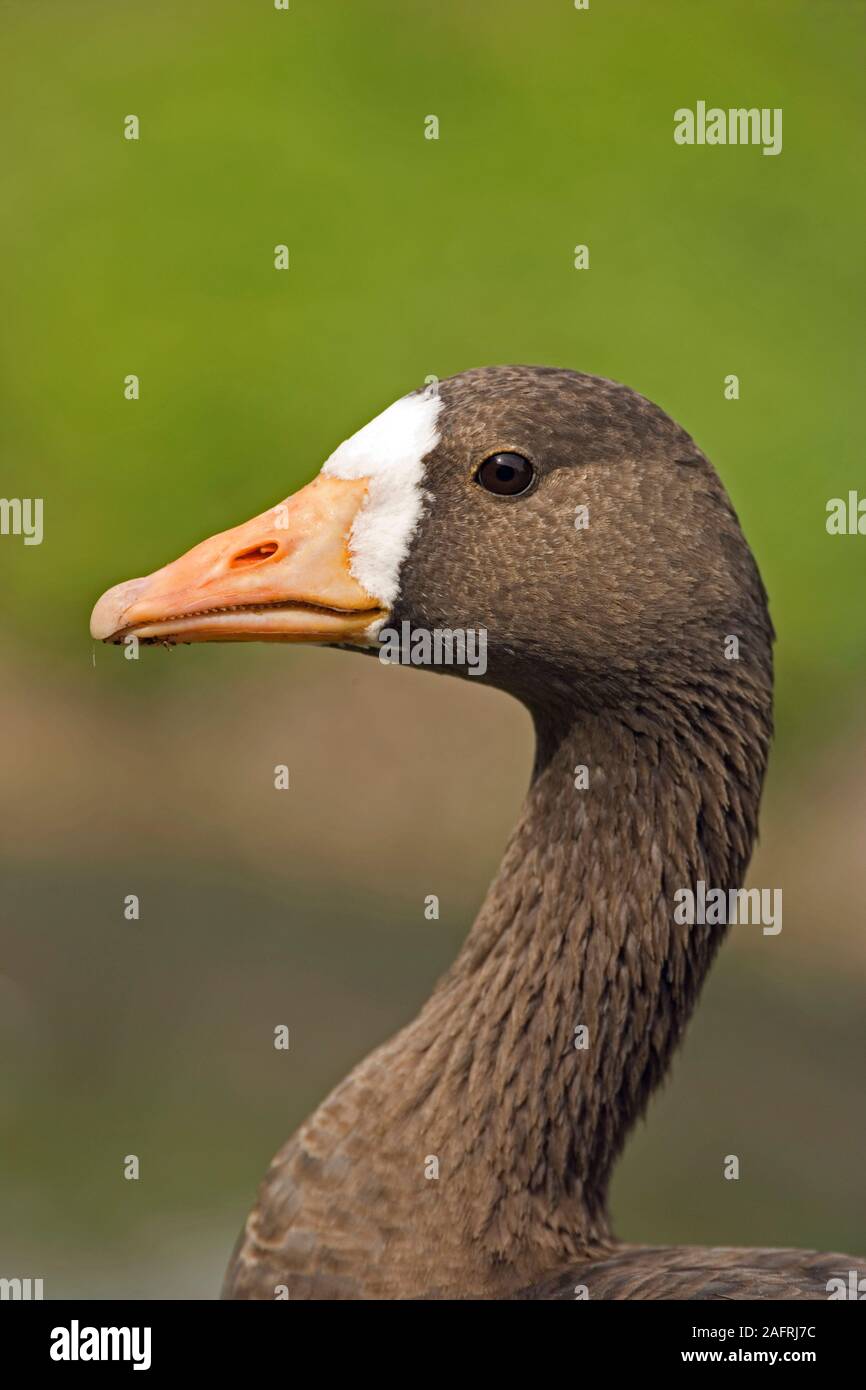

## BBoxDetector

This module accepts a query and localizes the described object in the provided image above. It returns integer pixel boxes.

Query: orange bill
[90,474,386,644]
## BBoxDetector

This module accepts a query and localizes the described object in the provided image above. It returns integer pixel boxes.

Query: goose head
[90,364,772,731]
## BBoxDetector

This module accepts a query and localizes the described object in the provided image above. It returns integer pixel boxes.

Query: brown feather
[519,1245,865,1301]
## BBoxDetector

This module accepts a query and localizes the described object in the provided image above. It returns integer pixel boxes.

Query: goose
[90,365,862,1300]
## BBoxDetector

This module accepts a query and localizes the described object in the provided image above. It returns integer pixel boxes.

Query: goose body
[91,366,863,1299]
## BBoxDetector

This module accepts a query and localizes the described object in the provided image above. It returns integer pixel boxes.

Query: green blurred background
[1,0,863,1296]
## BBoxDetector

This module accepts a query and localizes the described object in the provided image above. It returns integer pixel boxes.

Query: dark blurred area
[1,0,863,1295]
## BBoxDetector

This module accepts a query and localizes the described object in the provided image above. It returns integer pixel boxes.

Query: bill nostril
[230,541,280,567]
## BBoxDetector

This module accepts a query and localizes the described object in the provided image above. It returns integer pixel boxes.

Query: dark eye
[475,452,535,497]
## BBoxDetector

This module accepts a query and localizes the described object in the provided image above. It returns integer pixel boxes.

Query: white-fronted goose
[91,365,862,1299]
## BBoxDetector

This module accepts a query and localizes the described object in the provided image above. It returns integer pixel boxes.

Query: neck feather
[389,679,771,1268]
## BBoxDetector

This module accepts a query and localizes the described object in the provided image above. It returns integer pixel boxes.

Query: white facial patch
[321,391,442,608]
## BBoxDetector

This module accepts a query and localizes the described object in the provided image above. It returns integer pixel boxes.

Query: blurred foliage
[1,0,864,738]
[1,1,864,1295]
